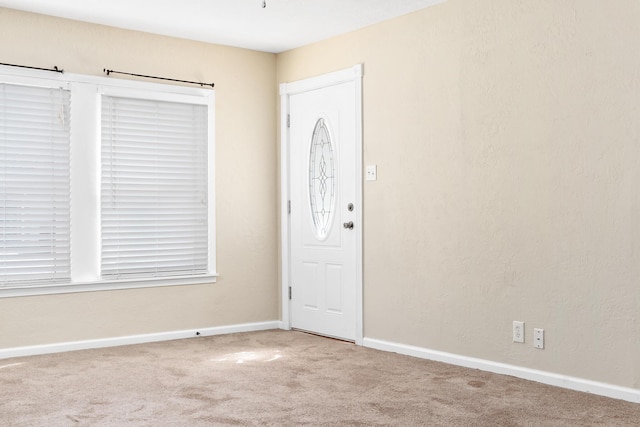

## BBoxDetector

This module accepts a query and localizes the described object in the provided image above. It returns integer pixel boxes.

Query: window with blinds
[0,67,215,296]
[0,83,71,286]
[101,95,209,280]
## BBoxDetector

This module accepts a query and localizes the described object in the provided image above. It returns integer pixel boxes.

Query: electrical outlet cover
[534,328,544,349]
[513,321,525,343]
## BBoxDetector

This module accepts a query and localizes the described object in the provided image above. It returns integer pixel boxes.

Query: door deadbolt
[347,203,354,212]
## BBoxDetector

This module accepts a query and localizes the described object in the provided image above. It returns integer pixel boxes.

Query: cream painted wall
[277,0,640,389]
[0,8,279,347]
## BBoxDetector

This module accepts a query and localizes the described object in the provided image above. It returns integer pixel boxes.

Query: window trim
[0,65,217,298]
[0,274,218,298]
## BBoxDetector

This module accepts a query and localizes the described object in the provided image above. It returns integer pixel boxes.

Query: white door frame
[279,64,363,345]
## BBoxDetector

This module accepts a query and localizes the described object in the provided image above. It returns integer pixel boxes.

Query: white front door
[282,66,362,342]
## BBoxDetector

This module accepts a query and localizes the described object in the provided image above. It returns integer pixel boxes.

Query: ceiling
[0,0,446,53]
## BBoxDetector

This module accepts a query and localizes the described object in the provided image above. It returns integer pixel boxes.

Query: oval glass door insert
[308,118,336,240]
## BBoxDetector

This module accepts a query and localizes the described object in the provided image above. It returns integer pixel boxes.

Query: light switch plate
[366,165,377,181]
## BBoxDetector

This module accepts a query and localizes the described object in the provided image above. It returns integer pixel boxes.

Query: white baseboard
[0,321,280,360]
[278,321,290,330]
[363,337,640,404]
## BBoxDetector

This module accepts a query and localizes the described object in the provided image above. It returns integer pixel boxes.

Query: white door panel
[288,78,358,341]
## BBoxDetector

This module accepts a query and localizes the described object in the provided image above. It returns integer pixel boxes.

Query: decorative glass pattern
[309,118,336,239]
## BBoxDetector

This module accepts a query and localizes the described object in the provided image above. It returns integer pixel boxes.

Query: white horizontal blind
[101,95,208,280]
[0,83,71,285]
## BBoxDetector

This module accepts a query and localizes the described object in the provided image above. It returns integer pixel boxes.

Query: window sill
[0,274,219,299]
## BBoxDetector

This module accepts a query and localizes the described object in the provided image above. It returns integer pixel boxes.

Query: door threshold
[291,328,355,344]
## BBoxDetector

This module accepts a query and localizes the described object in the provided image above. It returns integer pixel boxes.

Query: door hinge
[288,286,292,300]
[287,200,291,214]
[287,114,290,128]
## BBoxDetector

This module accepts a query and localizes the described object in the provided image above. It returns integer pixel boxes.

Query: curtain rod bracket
[103,68,214,88]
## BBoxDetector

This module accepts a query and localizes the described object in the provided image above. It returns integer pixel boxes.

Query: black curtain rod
[103,69,214,88]
[0,62,63,73]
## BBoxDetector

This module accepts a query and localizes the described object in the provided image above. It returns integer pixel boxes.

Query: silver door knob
[343,221,354,230]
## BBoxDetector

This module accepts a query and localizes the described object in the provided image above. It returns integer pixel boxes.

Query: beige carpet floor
[1,330,638,426]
